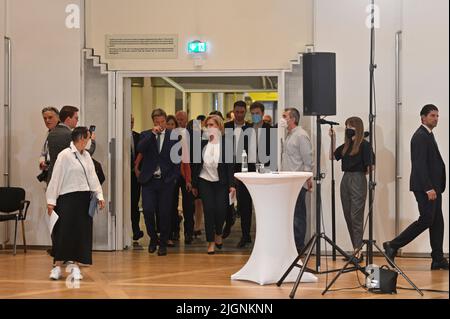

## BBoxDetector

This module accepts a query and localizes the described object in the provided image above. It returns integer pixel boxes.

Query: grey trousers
[340,172,367,249]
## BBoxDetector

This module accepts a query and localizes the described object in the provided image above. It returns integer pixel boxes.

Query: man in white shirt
[280,108,313,253]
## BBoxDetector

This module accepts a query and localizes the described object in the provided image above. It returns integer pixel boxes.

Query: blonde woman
[191,115,236,254]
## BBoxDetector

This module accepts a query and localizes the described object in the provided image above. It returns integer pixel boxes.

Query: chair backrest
[0,187,26,213]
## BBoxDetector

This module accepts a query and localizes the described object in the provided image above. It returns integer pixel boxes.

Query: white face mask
[85,139,92,150]
[279,118,288,128]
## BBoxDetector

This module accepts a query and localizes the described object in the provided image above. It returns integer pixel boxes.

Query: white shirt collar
[422,124,432,133]
[70,141,84,156]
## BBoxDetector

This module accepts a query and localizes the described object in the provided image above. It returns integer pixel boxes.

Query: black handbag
[75,153,99,218]
[92,158,106,185]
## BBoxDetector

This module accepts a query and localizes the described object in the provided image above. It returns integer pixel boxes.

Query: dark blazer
[137,129,180,185]
[224,121,252,173]
[191,138,236,190]
[247,121,273,172]
[410,125,446,193]
[132,130,140,169]
[47,123,72,182]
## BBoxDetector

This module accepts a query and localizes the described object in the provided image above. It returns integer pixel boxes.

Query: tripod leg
[322,246,366,295]
[289,237,316,299]
[373,243,423,296]
[321,234,367,274]
[277,234,316,287]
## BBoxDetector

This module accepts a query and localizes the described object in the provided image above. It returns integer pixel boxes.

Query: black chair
[0,187,30,255]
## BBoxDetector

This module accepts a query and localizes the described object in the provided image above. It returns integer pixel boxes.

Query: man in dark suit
[384,104,448,270]
[223,100,253,247]
[47,105,97,182]
[47,105,79,182]
[137,108,180,256]
[131,115,143,243]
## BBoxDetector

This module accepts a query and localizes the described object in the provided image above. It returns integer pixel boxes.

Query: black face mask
[346,128,356,139]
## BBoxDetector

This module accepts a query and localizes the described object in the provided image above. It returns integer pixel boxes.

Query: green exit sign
[188,41,207,53]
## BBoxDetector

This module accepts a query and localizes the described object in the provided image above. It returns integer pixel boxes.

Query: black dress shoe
[132,230,144,241]
[148,245,157,254]
[185,236,193,245]
[431,258,449,270]
[342,253,364,263]
[207,250,215,255]
[383,241,397,266]
[157,247,167,256]
[194,230,202,238]
[215,243,223,250]
[236,237,251,248]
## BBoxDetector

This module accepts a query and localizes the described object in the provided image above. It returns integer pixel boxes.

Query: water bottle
[241,150,248,172]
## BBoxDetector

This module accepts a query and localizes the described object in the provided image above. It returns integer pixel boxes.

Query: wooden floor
[0,248,447,299]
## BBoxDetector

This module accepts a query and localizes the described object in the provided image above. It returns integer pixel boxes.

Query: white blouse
[199,142,221,182]
[46,142,104,206]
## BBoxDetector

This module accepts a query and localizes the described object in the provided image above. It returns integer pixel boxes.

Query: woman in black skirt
[46,127,105,280]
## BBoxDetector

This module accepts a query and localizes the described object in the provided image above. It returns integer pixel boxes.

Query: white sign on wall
[106,34,178,59]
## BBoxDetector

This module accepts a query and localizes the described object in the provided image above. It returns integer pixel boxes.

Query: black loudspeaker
[303,52,336,116]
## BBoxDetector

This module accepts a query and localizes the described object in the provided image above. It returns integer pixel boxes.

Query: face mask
[346,128,356,139]
[279,118,288,128]
[252,114,262,124]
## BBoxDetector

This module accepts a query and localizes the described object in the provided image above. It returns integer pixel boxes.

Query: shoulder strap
[74,152,92,190]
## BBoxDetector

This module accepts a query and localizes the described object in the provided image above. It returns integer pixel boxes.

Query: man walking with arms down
[280,108,313,254]
[384,104,448,270]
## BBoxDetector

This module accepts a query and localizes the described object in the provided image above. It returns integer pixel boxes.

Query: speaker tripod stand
[277,116,368,299]
[322,0,422,296]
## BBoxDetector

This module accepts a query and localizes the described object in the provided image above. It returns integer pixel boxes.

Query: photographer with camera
[47,106,97,183]
[38,107,60,184]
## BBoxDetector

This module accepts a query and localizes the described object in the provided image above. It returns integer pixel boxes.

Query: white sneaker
[70,266,83,280]
[49,266,62,280]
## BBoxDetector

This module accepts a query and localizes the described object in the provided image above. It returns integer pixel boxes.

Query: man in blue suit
[137,108,180,256]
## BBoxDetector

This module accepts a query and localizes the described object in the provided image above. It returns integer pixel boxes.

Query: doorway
[115,71,284,249]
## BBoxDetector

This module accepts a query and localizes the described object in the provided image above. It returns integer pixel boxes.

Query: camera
[89,125,96,133]
[37,170,48,182]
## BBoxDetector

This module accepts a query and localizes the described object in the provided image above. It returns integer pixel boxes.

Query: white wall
[399,0,449,254]
[86,0,314,71]
[0,0,6,243]
[315,0,401,252]
[314,0,448,254]
[0,0,82,246]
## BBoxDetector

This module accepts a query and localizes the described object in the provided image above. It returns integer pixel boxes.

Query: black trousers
[294,188,308,250]
[169,177,181,240]
[142,178,177,248]
[390,192,444,261]
[180,178,195,238]
[237,180,253,240]
[198,178,228,243]
[131,171,142,237]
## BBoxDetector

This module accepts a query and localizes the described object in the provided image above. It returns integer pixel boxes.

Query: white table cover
[231,172,318,285]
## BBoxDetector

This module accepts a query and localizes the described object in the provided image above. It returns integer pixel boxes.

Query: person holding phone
[191,115,236,255]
